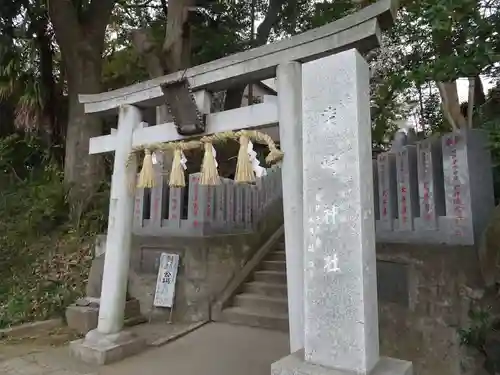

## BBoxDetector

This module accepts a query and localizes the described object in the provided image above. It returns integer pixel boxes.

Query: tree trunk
[131,28,170,124]
[63,47,105,216]
[163,0,194,71]
[48,0,115,218]
[224,85,247,110]
[431,16,466,130]
[474,74,486,107]
[35,17,65,162]
[132,0,194,119]
[437,81,466,131]
[132,0,195,180]
[467,76,475,128]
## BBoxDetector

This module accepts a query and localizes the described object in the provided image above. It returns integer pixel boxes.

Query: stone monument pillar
[272,50,412,375]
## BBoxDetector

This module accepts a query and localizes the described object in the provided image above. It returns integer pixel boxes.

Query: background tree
[386,0,499,132]
[47,0,116,218]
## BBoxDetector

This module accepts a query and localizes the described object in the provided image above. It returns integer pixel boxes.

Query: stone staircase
[219,239,289,331]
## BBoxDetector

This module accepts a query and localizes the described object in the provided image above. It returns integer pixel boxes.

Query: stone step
[261,260,286,272]
[254,270,287,284]
[266,251,286,262]
[275,242,286,250]
[234,293,288,315]
[220,306,289,332]
[243,281,287,298]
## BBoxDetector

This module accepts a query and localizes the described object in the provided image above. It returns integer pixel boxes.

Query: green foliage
[397,0,500,82]
[0,0,58,132]
[364,0,500,138]
[102,47,149,91]
[301,0,355,30]
[0,135,109,328]
[190,2,252,65]
[458,307,494,353]
[458,306,500,375]
[478,85,500,202]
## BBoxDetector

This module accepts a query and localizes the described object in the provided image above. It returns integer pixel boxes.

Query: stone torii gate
[70,0,413,374]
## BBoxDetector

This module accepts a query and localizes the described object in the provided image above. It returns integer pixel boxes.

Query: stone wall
[133,164,282,237]
[375,129,495,246]
[129,199,284,322]
[376,242,485,375]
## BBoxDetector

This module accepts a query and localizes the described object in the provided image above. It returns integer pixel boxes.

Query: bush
[0,134,109,328]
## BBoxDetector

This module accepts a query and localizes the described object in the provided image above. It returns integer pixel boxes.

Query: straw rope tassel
[251,131,284,165]
[266,143,284,165]
[235,133,255,184]
[200,141,220,186]
[125,129,284,188]
[138,148,155,188]
[169,147,186,188]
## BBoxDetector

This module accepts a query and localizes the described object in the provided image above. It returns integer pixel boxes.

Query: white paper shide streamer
[212,145,218,168]
[151,151,165,166]
[247,140,267,178]
[180,151,187,170]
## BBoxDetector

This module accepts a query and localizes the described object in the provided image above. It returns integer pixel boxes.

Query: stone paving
[0,323,289,375]
[0,349,96,375]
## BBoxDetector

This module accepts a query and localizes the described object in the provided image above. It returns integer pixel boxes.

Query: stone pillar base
[272,350,413,375]
[66,298,146,335]
[69,329,146,365]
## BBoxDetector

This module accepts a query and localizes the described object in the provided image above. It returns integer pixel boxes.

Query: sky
[456,77,495,102]
[265,77,494,102]
[264,76,495,129]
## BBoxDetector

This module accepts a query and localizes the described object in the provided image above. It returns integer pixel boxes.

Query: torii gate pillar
[70,105,147,364]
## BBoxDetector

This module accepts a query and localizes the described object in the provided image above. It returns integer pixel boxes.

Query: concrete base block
[69,329,146,365]
[272,351,413,375]
[66,305,98,335]
[66,298,144,335]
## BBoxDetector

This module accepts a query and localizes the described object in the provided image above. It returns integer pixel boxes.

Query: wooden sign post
[152,253,180,323]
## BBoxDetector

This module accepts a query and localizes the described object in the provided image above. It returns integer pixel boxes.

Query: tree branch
[117,0,156,8]
[474,75,486,107]
[467,77,475,128]
[160,0,169,17]
[224,0,284,110]
[255,0,284,45]
[85,0,116,47]
[432,21,467,129]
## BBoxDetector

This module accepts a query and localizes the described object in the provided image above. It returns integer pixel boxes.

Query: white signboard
[153,253,180,308]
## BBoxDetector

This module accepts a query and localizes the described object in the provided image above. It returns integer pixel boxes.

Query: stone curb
[149,321,208,347]
[0,318,63,339]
